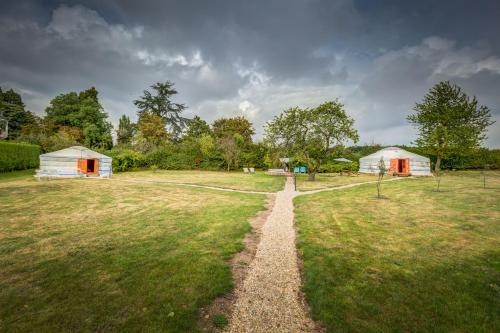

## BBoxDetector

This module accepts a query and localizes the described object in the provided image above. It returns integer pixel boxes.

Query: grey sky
[1,0,499,146]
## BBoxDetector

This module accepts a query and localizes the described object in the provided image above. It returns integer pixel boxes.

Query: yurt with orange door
[359,147,431,176]
[36,146,112,178]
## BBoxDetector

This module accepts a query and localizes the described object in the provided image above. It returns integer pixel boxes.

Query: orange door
[390,159,398,173]
[78,159,87,174]
[404,159,410,173]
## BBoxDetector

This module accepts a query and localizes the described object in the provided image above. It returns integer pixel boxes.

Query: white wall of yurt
[359,147,432,176]
[36,146,112,178]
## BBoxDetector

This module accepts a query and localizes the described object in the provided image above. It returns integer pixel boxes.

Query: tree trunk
[434,155,441,174]
[307,161,321,181]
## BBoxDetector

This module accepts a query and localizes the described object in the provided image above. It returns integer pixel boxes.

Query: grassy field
[295,171,500,332]
[115,170,285,192]
[0,171,266,332]
[295,173,394,191]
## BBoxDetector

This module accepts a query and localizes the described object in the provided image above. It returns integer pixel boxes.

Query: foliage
[134,82,187,138]
[0,141,40,172]
[44,87,112,149]
[184,115,212,139]
[212,314,228,328]
[0,87,36,139]
[218,134,244,171]
[134,112,169,152]
[265,100,359,181]
[104,148,145,172]
[212,116,255,144]
[408,81,494,172]
[116,115,135,145]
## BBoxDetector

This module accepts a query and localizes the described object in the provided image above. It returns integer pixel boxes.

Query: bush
[101,149,145,172]
[145,145,197,170]
[318,161,359,173]
[0,141,40,172]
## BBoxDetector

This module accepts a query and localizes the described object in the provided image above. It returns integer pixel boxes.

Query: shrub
[318,161,359,173]
[104,149,145,172]
[0,141,40,172]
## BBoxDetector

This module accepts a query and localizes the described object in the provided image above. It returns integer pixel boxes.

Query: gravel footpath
[226,177,316,333]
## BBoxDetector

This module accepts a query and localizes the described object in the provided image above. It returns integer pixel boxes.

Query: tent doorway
[390,159,409,175]
[78,159,99,175]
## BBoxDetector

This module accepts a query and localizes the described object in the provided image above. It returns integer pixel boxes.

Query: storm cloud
[1,0,499,146]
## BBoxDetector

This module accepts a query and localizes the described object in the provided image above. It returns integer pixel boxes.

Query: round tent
[359,147,431,176]
[36,146,112,178]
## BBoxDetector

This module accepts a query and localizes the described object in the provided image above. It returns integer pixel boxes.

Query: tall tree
[265,100,359,181]
[134,82,187,138]
[212,116,255,144]
[408,81,494,173]
[116,115,135,145]
[0,87,36,139]
[44,87,112,148]
[218,133,244,171]
[134,112,169,152]
[184,116,211,139]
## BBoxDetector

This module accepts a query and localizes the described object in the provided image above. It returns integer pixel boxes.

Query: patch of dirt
[198,194,275,332]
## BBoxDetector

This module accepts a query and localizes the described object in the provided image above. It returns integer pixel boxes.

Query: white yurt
[359,147,431,176]
[36,146,112,178]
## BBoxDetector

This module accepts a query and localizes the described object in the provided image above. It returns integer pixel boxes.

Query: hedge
[0,141,40,172]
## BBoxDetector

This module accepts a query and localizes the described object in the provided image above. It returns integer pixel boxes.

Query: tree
[212,116,255,144]
[134,82,187,138]
[116,115,135,145]
[376,157,388,199]
[408,81,494,173]
[134,112,169,152]
[44,87,113,148]
[218,133,244,171]
[265,100,359,181]
[0,87,36,139]
[184,116,212,139]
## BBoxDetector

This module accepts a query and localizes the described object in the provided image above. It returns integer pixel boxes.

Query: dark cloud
[0,0,499,146]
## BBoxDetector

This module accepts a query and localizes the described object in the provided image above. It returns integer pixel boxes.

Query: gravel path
[226,177,316,333]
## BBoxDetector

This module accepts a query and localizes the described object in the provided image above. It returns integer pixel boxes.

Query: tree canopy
[44,87,112,149]
[408,81,494,172]
[265,100,359,180]
[212,116,255,144]
[116,115,135,145]
[0,87,36,140]
[134,82,187,138]
[184,115,212,139]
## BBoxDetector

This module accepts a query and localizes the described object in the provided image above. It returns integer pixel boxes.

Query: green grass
[294,171,500,332]
[115,170,285,192]
[0,169,35,182]
[0,176,267,332]
[295,173,394,191]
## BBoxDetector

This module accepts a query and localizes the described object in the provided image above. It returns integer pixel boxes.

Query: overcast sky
[1,0,499,146]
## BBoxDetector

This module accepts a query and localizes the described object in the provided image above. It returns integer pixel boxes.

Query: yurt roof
[40,146,111,160]
[360,147,429,161]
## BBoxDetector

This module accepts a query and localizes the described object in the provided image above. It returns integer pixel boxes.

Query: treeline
[1,86,112,151]
[2,80,498,173]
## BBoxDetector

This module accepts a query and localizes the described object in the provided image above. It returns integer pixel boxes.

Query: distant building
[359,147,431,176]
[36,146,112,178]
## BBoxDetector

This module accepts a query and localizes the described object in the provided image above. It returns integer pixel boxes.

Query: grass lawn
[0,172,267,332]
[115,170,285,192]
[294,171,500,332]
[295,173,394,191]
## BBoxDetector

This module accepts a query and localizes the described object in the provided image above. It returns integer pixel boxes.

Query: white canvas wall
[36,146,112,178]
[359,147,432,176]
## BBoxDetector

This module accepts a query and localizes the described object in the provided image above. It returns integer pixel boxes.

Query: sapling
[376,157,387,199]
